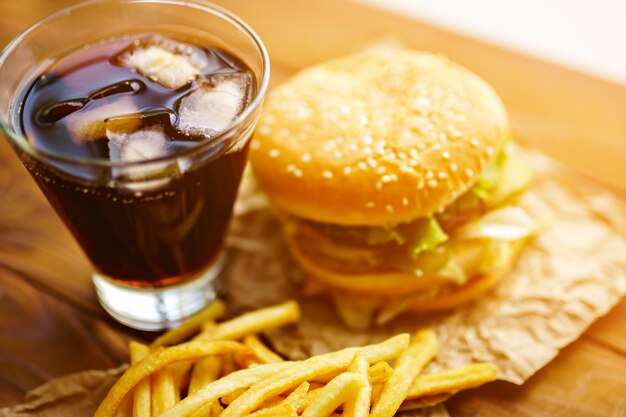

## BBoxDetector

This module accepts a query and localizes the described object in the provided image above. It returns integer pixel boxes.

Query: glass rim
[0,0,270,169]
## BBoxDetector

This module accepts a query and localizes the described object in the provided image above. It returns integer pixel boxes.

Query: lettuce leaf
[403,217,449,258]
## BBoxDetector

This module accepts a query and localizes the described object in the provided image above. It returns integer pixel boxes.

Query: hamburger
[249,49,535,326]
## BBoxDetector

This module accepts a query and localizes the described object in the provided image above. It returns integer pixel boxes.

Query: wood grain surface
[0,0,625,415]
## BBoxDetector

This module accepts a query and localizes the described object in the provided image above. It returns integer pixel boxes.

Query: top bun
[250,49,509,226]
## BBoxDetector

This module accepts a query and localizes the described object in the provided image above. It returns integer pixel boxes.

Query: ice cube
[114,35,209,89]
[107,127,171,163]
[105,108,176,135]
[176,72,252,138]
[64,97,138,143]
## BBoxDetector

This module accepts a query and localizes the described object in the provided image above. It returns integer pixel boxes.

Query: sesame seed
[417,180,425,189]
[470,138,480,148]
[365,201,375,208]
[258,125,271,136]
[293,169,303,178]
[486,146,494,156]
[376,166,386,174]
[381,175,392,183]
[298,132,308,141]
[343,166,352,176]
[398,152,407,160]
[450,130,462,139]
[409,149,419,158]
[340,105,351,114]
[364,147,372,155]
[450,162,458,172]
[278,128,290,137]
[415,268,424,277]
[360,116,369,124]
[426,170,434,179]
[442,151,451,159]
[385,204,394,213]
[433,143,442,151]
[349,143,358,152]
[438,171,448,179]
[334,151,343,158]
[322,170,333,179]
[358,161,367,170]
[363,136,373,145]
[402,197,409,206]
[418,143,427,150]
[427,179,438,188]
[439,132,447,141]
[466,168,474,177]
[286,164,296,172]
[301,153,311,162]
[376,181,383,190]
[269,149,280,158]
[367,157,377,167]
[251,140,260,150]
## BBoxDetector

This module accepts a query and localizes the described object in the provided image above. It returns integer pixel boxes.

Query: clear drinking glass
[0,0,269,330]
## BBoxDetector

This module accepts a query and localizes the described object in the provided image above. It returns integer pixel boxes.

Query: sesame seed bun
[250,49,509,226]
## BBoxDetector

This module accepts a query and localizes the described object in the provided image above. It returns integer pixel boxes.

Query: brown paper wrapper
[0,367,125,417]
[2,148,625,417]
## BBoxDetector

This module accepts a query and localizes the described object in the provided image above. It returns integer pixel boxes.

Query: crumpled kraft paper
[225,147,626,385]
[0,367,125,417]
[2,148,625,417]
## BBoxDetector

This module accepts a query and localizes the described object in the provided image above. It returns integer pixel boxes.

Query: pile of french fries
[95,300,497,417]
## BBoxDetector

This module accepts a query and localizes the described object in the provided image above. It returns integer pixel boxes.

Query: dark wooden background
[1,0,625,415]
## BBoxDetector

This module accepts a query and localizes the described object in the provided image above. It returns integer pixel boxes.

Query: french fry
[245,404,297,417]
[301,373,365,417]
[150,301,226,349]
[370,330,438,417]
[129,342,151,417]
[233,350,260,369]
[196,300,300,342]
[189,356,222,395]
[210,401,224,416]
[221,353,239,376]
[151,369,179,416]
[405,363,498,400]
[220,334,409,417]
[221,387,247,405]
[313,360,392,385]
[159,362,294,417]
[115,395,133,417]
[170,361,194,393]
[244,334,284,364]
[281,381,309,411]
[343,353,371,417]
[95,341,248,417]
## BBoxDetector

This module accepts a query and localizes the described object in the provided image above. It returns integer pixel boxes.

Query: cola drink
[17,33,255,286]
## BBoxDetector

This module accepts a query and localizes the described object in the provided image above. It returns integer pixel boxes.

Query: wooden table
[1,1,625,415]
